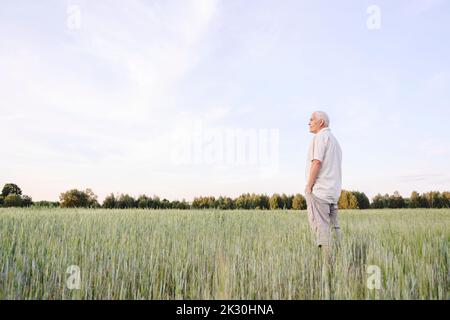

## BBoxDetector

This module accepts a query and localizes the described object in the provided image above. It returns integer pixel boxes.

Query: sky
[1,0,449,202]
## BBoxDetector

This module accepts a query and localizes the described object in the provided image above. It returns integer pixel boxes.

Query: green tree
[387,191,406,208]
[117,194,136,209]
[192,196,213,209]
[217,196,235,210]
[409,191,422,208]
[181,199,191,209]
[352,191,370,209]
[103,193,117,209]
[442,191,450,208]
[207,196,216,209]
[2,183,22,197]
[292,194,306,210]
[192,197,201,209]
[151,196,161,209]
[259,195,270,210]
[161,199,172,209]
[371,193,389,209]
[85,188,100,208]
[269,194,282,210]
[0,195,4,207]
[338,190,359,209]
[250,193,261,209]
[215,197,234,210]
[3,194,23,207]
[21,195,33,207]
[137,195,150,209]
[235,194,250,209]
[59,189,98,208]
[60,189,89,208]
[225,197,235,210]
[32,201,59,208]
[171,199,190,210]
[423,191,444,208]
[280,193,292,209]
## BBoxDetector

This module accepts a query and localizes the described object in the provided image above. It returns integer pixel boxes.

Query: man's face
[308,113,323,134]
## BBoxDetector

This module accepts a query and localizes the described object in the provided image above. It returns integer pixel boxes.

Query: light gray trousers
[306,193,341,246]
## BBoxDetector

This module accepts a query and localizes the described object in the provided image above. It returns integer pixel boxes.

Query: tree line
[0,183,449,210]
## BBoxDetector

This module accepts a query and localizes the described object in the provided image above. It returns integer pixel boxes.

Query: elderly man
[305,111,342,252]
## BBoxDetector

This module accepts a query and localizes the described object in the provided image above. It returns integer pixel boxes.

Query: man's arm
[305,160,322,194]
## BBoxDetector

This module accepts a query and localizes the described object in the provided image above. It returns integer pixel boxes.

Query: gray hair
[313,111,330,127]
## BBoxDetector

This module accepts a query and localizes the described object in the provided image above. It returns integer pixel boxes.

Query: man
[305,111,342,252]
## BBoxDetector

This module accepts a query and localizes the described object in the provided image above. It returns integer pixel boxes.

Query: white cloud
[1,1,448,201]
[0,0,220,200]
[417,138,450,157]
[402,0,445,16]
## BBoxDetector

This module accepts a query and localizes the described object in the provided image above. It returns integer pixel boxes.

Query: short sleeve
[312,134,327,162]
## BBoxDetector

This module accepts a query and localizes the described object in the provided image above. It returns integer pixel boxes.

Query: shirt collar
[317,127,330,134]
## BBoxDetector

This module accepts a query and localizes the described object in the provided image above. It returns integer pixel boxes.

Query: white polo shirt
[305,127,342,204]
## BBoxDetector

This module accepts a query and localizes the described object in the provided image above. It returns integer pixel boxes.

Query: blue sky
[1,0,449,202]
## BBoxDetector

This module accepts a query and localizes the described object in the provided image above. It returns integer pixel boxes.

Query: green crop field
[0,208,448,300]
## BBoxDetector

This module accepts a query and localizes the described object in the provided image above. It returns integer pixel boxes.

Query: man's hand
[306,160,321,195]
